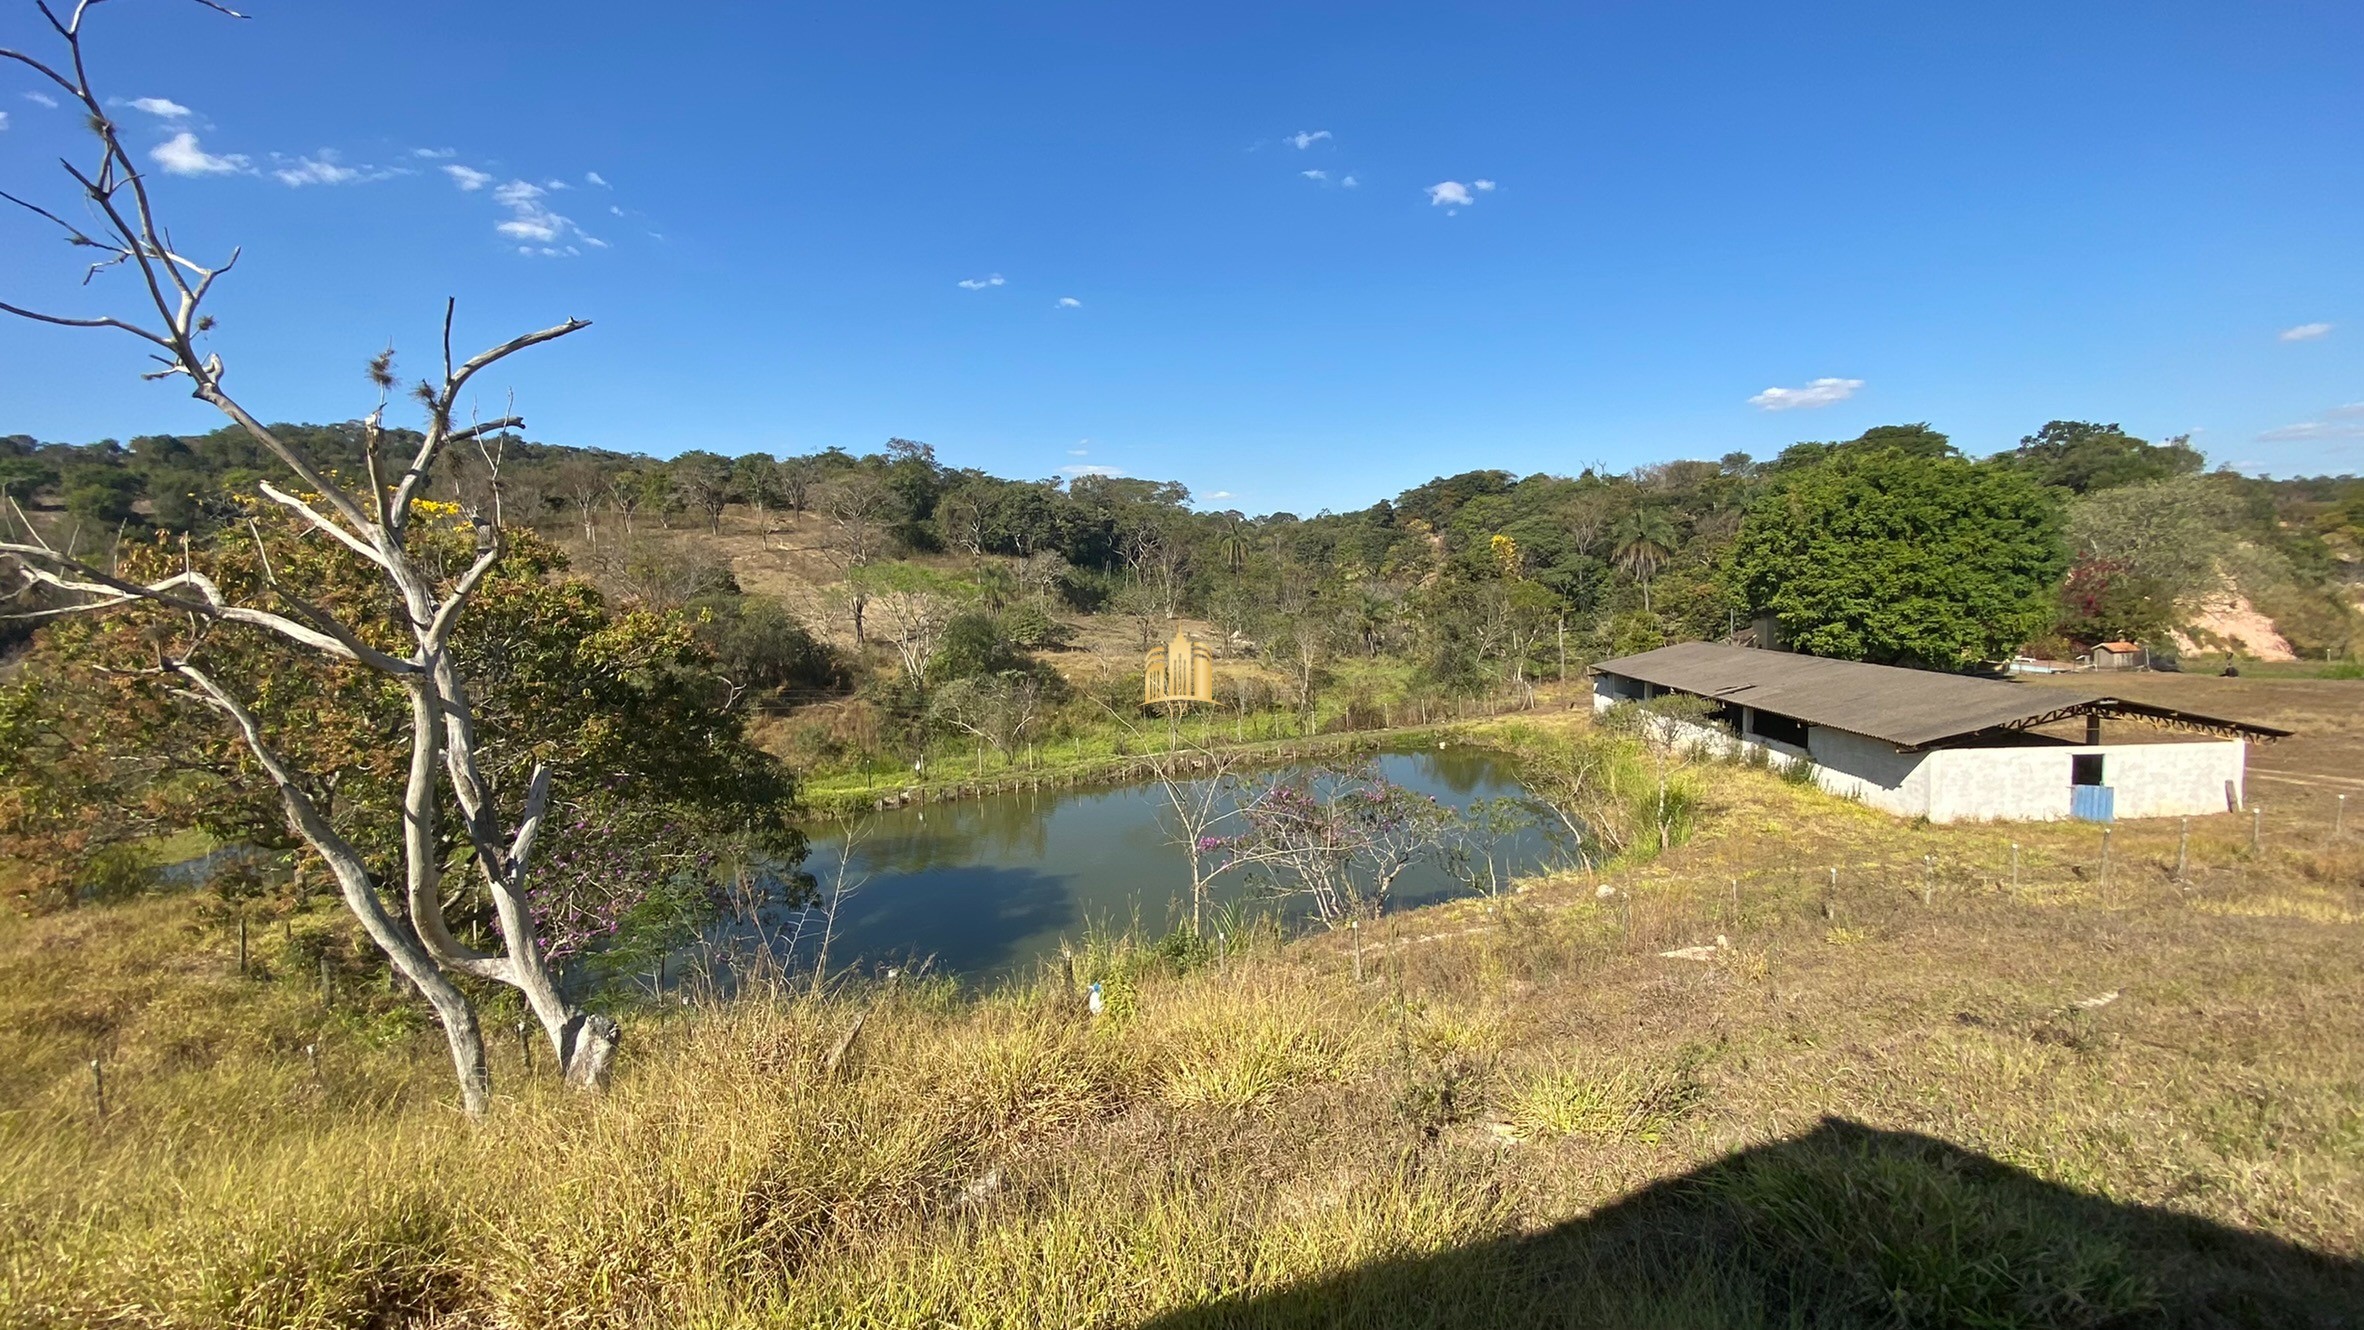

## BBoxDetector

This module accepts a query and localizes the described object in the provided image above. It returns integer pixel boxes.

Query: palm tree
[1612,507,1678,613]
[1217,514,1251,575]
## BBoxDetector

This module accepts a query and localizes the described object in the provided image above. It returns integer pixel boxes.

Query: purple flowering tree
[1153,745,1296,935]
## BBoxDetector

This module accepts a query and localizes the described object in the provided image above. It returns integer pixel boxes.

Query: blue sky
[2,0,2359,513]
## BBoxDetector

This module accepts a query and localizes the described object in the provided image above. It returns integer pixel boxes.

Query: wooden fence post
[2175,818,2189,884]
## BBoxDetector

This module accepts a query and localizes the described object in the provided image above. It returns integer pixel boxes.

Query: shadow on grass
[1138,1118,2364,1329]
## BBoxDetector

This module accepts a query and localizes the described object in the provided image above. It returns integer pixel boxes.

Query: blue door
[2070,784,2115,823]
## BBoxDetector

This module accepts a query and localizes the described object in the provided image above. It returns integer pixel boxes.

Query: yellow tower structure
[1144,628,1216,707]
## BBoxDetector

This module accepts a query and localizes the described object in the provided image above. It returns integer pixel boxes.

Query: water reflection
[753,746,1550,981]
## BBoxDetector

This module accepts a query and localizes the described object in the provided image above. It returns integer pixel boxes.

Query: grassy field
[2,690,2361,1327]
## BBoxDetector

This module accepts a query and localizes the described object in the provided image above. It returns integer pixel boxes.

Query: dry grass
[3,707,2362,1326]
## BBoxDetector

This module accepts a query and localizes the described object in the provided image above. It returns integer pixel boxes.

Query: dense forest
[6,416,2359,676]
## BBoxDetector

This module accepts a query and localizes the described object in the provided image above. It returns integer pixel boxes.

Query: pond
[764,745,1557,981]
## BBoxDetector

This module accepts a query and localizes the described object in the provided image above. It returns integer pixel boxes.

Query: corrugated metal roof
[1591,643,2288,749]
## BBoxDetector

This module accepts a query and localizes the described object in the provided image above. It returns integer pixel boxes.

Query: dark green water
[784,746,1549,979]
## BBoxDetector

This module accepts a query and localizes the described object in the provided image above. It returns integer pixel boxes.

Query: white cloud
[957,273,1006,290]
[1426,180,1474,208]
[543,178,571,190]
[1062,463,1125,477]
[485,179,595,252]
[1056,296,1082,308]
[1285,130,1332,150]
[2331,402,2364,416]
[2258,419,2364,441]
[273,150,381,187]
[413,147,455,159]
[1473,179,1497,191]
[585,171,609,187]
[1068,447,1090,456]
[128,96,192,118]
[492,179,567,242]
[1302,169,1327,181]
[150,131,248,176]
[609,204,625,216]
[1341,175,1358,188]
[22,91,59,109]
[444,163,493,191]
[1748,377,1865,411]
[1207,491,1234,500]
[2279,322,2333,342]
[0,111,8,131]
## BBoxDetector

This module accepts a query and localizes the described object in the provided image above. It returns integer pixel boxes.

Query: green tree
[1769,423,1957,473]
[731,454,783,516]
[2002,421,2204,495]
[1728,451,2066,669]
[2063,476,2243,609]
[687,593,845,700]
[0,456,59,505]
[672,451,735,533]
[60,465,141,526]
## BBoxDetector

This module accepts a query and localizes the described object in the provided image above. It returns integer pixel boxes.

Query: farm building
[2083,640,2148,671]
[1591,643,2289,823]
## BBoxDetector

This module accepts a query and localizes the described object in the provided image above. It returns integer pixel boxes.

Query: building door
[2070,754,2114,822]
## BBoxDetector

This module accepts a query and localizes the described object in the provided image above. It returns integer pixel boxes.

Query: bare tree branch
[0,542,420,673]
[255,480,390,571]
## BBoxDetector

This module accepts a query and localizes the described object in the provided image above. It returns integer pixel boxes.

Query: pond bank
[798,702,1578,818]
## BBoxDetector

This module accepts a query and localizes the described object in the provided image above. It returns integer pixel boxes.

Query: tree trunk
[558,1011,622,1088]
[415,967,492,1114]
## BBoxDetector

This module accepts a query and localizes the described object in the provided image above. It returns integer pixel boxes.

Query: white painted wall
[1588,675,2249,823]
[1915,741,2244,822]
[1920,746,2070,822]
[1807,727,1932,817]
[2081,741,2245,819]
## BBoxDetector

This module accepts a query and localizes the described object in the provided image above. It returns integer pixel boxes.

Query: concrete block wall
[1918,740,2243,822]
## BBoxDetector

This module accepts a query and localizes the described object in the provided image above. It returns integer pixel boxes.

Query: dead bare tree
[816,473,902,644]
[806,813,871,996]
[0,1,612,1115]
[552,454,610,545]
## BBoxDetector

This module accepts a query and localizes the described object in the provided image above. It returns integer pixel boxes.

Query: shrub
[688,593,847,698]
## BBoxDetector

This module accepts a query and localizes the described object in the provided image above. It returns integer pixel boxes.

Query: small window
[2072,754,2105,787]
